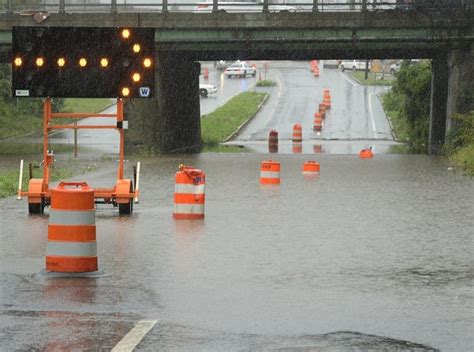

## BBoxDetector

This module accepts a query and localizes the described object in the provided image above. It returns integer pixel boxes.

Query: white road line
[339,71,357,87]
[111,319,158,352]
[368,93,378,139]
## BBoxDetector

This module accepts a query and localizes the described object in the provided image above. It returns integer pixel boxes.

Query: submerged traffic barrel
[260,160,280,185]
[174,165,206,219]
[303,161,320,175]
[268,129,279,153]
[359,148,374,159]
[292,123,302,142]
[46,182,97,273]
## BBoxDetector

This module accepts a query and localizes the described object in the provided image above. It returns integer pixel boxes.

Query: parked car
[199,83,218,97]
[224,61,256,78]
[339,60,371,71]
[194,0,297,13]
[389,62,401,75]
[215,60,230,70]
[322,60,341,68]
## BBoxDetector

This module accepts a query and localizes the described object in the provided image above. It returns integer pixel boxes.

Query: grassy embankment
[201,91,268,152]
[0,98,113,197]
[256,80,277,87]
[349,71,394,86]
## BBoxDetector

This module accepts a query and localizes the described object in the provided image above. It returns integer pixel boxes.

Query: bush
[382,61,432,152]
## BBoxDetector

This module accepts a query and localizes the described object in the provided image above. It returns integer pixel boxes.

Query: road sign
[12,26,155,98]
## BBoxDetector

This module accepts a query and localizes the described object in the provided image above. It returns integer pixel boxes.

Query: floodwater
[1,152,473,351]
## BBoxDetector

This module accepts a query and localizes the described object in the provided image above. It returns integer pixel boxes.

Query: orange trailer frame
[18,97,139,215]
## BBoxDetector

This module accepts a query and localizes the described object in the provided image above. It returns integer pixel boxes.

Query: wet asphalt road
[1,153,473,351]
[227,61,396,154]
[1,62,473,351]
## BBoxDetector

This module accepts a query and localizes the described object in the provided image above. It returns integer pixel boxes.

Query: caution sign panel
[12,26,155,98]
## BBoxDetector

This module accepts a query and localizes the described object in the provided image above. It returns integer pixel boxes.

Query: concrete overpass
[0,8,473,153]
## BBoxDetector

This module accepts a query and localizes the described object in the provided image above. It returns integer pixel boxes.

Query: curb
[223,92,270,142]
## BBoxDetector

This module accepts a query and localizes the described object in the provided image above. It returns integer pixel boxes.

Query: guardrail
[2,0,465,14]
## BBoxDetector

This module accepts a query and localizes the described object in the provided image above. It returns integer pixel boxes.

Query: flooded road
[1,153,473,351]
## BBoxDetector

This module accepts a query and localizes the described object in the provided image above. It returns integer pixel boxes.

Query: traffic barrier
[318,103,326,119]
[303,161,320,175]
[46,182,97,273]
[268,129,279,153]
[313,113,323,132]
[292,142,302,154]
[203,67,209,79]
[323,89,331,109]
[359,148,374,159]
[174,165,205,219]
[313,66,320,77]
[260,160,280,185]
[292,123,302,142]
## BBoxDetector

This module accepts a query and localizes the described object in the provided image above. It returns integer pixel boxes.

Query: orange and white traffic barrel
[260,160,280,185]
[323,89,331,109]
[46,182,97,273]
[173,165,205,219]
[318,103,326,119]
[292,123,302,142]
[303,161,320,175]
[313,66,320,77]
[268,129,278,153]
[359,148,374,159]
[313,112,323,131]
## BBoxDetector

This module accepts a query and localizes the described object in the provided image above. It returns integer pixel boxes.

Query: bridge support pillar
[445,48,474,136]
[428,55,449,155]
[155,54,202,153]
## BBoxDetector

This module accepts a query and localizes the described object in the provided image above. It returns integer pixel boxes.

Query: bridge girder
[0,10,472,62]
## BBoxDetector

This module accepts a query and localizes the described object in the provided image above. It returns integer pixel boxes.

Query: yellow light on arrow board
[14,57,22,66]
[143,58,152,68]
[57,58,66,67]
[79,58,87,67]
[100,58,109,68]
[133,44,141,53]
[132,73,141,82]
[122,29,130,39]
[122,87,130,97]
[36,57,44,67]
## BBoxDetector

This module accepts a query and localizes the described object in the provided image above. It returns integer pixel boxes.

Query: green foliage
[256,80,277,87]
[0,166,72,198]
[443,112,474,154]
[382,61,432,153]
[0,64,44,139]
[201,92,267,145]
[452,143,474,176]
[443,111,474,175]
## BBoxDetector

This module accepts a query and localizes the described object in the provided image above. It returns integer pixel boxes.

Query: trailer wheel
[118,183,134,215]
[28,201,44,214]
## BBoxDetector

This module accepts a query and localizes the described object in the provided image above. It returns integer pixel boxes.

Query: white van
[194,0,296,13]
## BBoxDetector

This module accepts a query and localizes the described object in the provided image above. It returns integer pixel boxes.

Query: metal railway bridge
[0,1,473,153]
